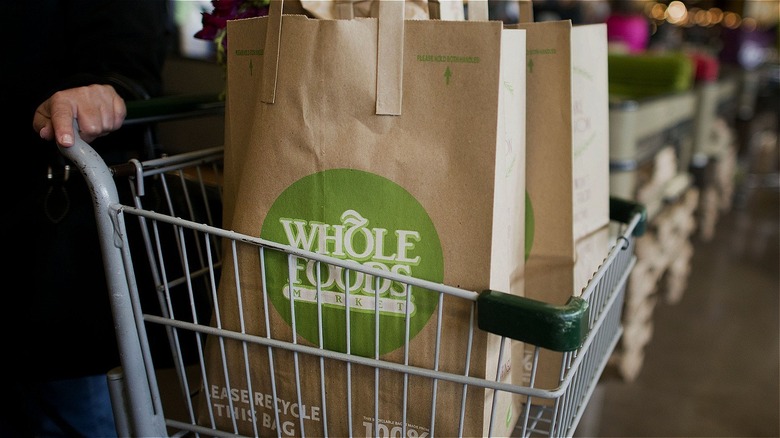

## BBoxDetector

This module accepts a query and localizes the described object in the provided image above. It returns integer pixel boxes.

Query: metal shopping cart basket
[59,116,645,438]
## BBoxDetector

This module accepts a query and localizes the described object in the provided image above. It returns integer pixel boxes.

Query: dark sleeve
[56,0,173,99]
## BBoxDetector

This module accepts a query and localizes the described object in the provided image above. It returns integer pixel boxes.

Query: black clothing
[3,0,172,380]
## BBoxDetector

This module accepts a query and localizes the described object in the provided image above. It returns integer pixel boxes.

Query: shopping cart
[58,111,645,437]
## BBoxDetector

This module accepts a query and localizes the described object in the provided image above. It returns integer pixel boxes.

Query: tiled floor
[578,149,780,435]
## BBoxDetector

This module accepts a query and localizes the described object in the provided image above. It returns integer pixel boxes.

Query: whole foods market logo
[277,209,424,317]
[261,169,443,356]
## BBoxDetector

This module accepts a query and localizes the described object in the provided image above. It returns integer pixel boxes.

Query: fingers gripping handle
[56,120,116,198]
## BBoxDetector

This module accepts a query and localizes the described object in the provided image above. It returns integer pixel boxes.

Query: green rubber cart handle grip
[609,197,647,237]
[125,93,224,125]
[477,290,588,352]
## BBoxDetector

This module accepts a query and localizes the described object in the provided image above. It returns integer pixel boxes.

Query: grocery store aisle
[584,158,779,436]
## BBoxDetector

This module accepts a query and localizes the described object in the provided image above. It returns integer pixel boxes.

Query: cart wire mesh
[59,135,642,438]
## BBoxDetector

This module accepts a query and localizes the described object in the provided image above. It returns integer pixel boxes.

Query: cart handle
[109,94,225,180]
[124,93,224,126]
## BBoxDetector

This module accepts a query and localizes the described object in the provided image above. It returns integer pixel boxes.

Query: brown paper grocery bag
[513,20,610,261]
[200,1,526,436]
[507,19,610,396]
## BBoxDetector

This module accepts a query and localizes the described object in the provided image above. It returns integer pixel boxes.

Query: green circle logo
[261,169,443,356]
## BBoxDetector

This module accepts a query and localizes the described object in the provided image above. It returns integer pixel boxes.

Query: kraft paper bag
[200,1,526,436]
[507,19,610,396]
[513,20,610,262]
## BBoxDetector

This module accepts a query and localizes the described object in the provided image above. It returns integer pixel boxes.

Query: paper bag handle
[261,0,284,104]
[428,0,488,21]
[262,0,404,116]
[517,0,534,23]
[375,0,404,115]
[336,0,356,19]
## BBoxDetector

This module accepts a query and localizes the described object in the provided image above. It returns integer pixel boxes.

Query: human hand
[33,84,127,147]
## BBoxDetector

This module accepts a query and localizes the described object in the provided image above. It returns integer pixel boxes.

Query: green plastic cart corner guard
[609,196,647,237]
[477,291,588,352]
[476,197,646,352]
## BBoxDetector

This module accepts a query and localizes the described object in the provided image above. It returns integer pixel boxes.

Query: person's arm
[31,0,171,148]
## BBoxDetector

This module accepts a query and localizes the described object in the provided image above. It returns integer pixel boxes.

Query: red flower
[194,0,269,47]
[193,12,229,41]
[211,0,242,15]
